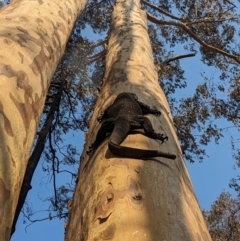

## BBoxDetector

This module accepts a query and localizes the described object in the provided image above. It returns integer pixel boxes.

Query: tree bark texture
[0,0,87,239]
[65,0,212,240]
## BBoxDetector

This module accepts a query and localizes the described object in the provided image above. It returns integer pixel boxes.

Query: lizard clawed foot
[152,110,161,116]
[86,144,95,155]
[97,116,103,122]
[156,133,168,143]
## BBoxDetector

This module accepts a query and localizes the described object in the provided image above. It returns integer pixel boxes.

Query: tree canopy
[203,192,240,240]
[3,0,240,239]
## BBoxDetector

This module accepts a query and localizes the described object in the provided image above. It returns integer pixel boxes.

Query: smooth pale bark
[65,0,212,240]
[0,0,87,239]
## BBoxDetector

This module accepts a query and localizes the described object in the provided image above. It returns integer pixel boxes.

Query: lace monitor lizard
[87,92,176,159]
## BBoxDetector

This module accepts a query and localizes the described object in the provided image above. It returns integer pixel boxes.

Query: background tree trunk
[65,0,212,240]
[0,0,87,239]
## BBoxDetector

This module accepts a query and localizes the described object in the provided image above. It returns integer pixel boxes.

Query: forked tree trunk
[65,0,212,240]
[0,0,87,239]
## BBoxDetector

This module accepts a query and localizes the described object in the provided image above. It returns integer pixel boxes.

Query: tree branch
[146,12,240,64]
[142,0,181,21]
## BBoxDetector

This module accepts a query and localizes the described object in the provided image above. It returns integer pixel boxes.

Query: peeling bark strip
[0,0,87,238]
[65,0,212,240]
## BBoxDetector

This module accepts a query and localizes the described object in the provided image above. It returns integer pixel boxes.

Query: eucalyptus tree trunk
[0,0,87,239]
[65,0,212,240]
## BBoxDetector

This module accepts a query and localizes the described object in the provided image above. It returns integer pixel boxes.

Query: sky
[9,6,240,241]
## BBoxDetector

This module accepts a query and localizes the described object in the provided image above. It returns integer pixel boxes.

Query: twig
[186,16,238,26]
[142,0,181,21]
[162,52,196,66]
[87,49,106,64]
[224,0,237,8]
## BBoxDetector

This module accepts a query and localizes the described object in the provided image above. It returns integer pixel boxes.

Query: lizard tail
[108,141,176,160]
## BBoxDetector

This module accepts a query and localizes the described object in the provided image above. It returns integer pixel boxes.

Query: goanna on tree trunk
[65,0,212,240]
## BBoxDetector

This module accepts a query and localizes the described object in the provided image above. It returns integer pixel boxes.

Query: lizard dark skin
[87,92,176,160]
